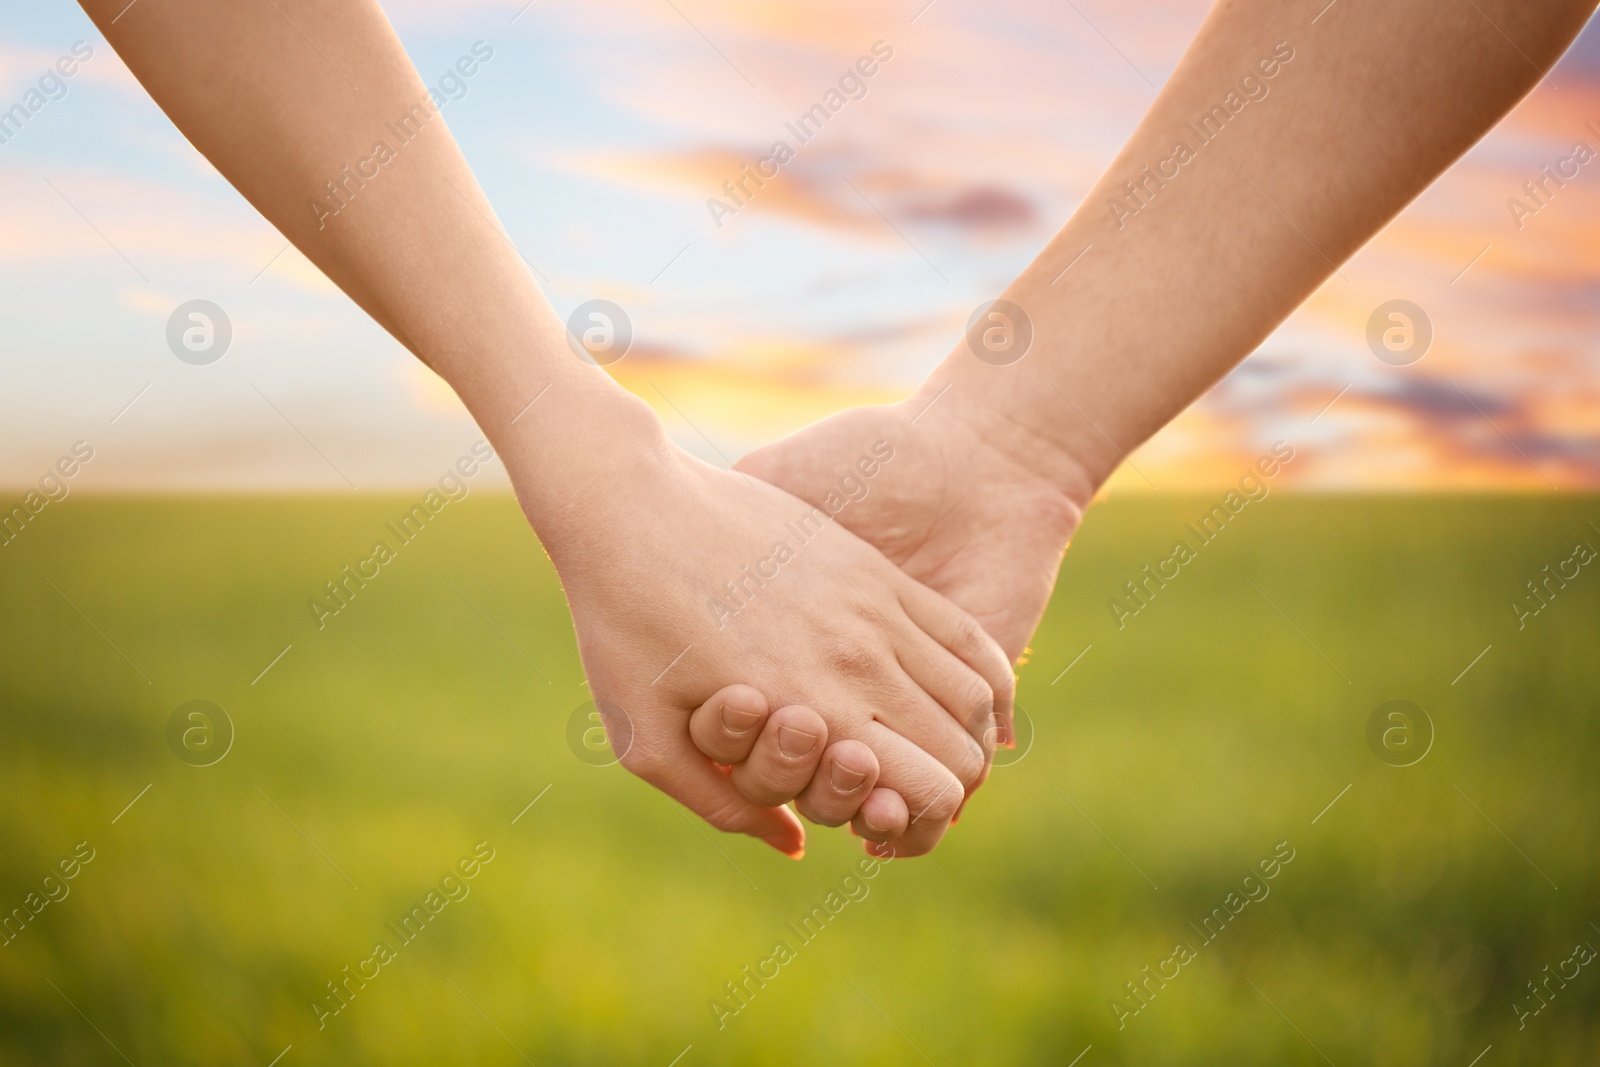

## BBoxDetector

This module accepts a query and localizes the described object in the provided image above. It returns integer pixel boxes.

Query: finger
[896,578,1017,747]
[621,717,806,858]
[863,722,964,858]
[896,626,1000,762]
[816,578,990,786]
[795,739,879,826]
[875,678,988,797]
[850,787,908,842]
[689,684,770,764]
[731,704,827,807]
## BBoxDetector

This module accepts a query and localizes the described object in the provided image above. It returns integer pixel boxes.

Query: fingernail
[722,703,763,733]
[829,762,868,792]
[777,725,819,758]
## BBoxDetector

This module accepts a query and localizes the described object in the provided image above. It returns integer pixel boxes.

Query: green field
[1,493,1597,1065]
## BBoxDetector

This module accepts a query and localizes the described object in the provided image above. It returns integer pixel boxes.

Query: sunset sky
[1,0,1598,491]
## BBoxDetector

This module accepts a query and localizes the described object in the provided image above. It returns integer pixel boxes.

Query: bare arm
[923,0,1596,498]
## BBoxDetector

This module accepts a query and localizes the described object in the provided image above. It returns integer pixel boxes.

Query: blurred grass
[0,492,1597,1065]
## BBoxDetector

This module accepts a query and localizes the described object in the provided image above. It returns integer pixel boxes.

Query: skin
[74,0,1019,858]
[702,0,1596,825]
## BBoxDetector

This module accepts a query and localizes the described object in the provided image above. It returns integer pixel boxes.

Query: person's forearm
[925,0,1593,495]
[78,0,662,539]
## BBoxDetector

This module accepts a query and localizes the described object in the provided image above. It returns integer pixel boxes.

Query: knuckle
[821,638,881,680]
[848,596,877,624]
[769,703,825,737]
[697,740,740,766]
[739,781,789,808]
[916,779,965,826]
[952,610,986,655]
[796,797,846,828]
[734,762,800,808]
[688,723,726,759]
[954,742,986,792]
[966,708,1001,751]
[848,589,892,626]
[958,674,995,726]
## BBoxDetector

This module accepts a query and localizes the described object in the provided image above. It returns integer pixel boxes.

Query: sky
[1,0,1598,492]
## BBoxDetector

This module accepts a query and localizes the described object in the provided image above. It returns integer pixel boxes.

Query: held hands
[678,393,1091,853]
[537,384,1095,857]
[537,432,1016,858]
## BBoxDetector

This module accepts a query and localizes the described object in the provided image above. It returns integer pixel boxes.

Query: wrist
[901,371,1099,517]
[488,374,678,557]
